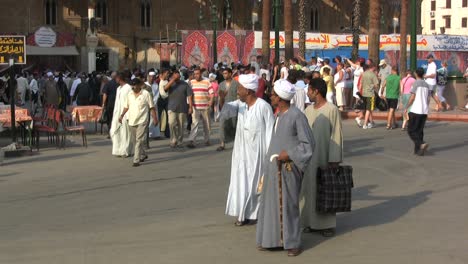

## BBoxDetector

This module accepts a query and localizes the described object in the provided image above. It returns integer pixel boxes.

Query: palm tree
[351,0,361,61]
[368,0,380,64]
[399,0,408,74]
[262,0,271,64]
[298,0,307,58]
[284,0,294,60]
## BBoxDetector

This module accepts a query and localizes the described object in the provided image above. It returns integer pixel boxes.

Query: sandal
[321,228,336,237]
[287,248,302,257]
[216,146,225,151]
[235,220,247,226]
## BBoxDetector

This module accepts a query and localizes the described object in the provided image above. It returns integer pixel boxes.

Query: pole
[409,0,417,71]
[274,0,280,65]
[8,60,16,143]
[212,5,218,66]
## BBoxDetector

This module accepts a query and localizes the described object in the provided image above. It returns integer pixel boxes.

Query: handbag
[99,108,108,124]
[374,91,388,111]
[316,165,354,213]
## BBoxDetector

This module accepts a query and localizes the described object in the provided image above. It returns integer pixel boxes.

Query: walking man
[164,71,193,148]
[217,68,240,151]
[110,72,133,157]
[381,66,401,129]
[301,78,343,237]
[256,79,315,257]
[187,68,214,148]
[405,68,441,156]
[224,74,274,226]
[118,78,158,167]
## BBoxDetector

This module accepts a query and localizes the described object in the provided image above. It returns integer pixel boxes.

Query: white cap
[274,79,296,101]
[379,59,387,66]
[238,74,259,91]
[47,72,53,77]
[148,71,156,76]
[209,73,217,80]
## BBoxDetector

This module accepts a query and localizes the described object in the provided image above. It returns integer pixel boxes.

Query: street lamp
[211,4,218,64]
[392,17,399,34]
[274,0,280,64]
[199,1,231,66]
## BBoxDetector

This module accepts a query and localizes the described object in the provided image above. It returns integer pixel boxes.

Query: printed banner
[253,31,468,52]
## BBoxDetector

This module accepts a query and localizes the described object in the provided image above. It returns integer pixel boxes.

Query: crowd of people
[1,53,467,256]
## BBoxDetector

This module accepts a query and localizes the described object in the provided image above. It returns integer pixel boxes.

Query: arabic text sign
[0,35,26,65]
[254,32,468,52]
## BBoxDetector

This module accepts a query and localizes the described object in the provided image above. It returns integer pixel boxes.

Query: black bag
[99,108,108,124]
[316,165,354,213]
[374,91,388,111]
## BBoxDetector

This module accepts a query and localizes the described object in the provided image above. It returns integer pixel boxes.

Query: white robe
[146,82,161,138]
[223,98,275,222]
[110,83,133,156]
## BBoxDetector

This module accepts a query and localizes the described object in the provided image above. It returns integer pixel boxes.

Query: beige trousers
[129,122,148,164]
[168,111,187,146]
[188,108,211,143]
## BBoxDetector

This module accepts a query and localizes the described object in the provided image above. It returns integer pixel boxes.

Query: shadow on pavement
[302,185,432,251]
[429,140,468,154]
[3,151,97,166]
[0,172,19,178]
[344,137,385,157]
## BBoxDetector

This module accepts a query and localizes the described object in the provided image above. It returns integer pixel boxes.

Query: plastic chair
[61,110,87,148]
[33,108,61,150]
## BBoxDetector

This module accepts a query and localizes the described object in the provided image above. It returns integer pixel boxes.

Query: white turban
[274,79,296,101]
[46,72,53,77]
[148,71,156,76]
[238,74,259,91]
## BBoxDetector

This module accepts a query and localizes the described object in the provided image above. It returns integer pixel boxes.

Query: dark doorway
[96,51,109,72]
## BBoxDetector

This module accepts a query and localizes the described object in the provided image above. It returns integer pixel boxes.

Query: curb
[341,111,468,122]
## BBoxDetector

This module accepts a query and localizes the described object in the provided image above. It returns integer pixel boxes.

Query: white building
[421,0,468,35]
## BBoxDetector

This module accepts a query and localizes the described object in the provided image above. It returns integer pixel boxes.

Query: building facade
[1,0,413,72]
[421,0,468,35]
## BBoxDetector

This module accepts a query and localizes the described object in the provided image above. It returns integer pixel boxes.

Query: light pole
[199,1,231,66]
[392,17,399,35]
[274,0,280,65]
[211,4,218,64]
[409,0,417,71]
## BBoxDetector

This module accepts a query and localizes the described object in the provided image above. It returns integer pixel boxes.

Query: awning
[26,45,79,56]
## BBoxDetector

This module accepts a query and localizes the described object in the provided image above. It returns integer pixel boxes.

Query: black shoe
[132,163,140,167]
[140,155,148,162]
[187,142,196,148]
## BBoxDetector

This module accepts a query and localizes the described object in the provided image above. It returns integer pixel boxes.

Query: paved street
[1,120,468,264]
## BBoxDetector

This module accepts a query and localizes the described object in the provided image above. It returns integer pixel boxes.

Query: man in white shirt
[424,54,437,91]
[29,73,39,113]
[280,61,289,80]
[404,67,440,156]
[16,73,29,106]
[118,78,158,167]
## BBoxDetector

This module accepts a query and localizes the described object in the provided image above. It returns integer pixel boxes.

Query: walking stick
[271,154,283,246]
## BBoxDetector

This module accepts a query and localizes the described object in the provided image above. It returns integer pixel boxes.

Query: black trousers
[407,112,427,153]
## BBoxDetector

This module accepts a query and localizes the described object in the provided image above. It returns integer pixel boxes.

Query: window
[463,0,468,8]
[44,0,57,25]
[140,0,151,28]
[431,1,436,11]
[446,0,451,8]
[462,18,467,28]
[430,19,436,30]
[444,16,451,28]
[96,0,108,26]
[310,7,319,31]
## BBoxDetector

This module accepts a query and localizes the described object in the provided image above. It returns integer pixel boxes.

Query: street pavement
[0,120,468,264]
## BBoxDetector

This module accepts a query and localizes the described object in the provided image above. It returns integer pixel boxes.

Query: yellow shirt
[323,75,334,93]
[125,89,154,126]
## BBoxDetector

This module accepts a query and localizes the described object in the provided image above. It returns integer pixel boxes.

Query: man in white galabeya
[224,74,274,226]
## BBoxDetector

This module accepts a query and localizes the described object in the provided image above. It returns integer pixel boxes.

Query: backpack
[436,68,447,85]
